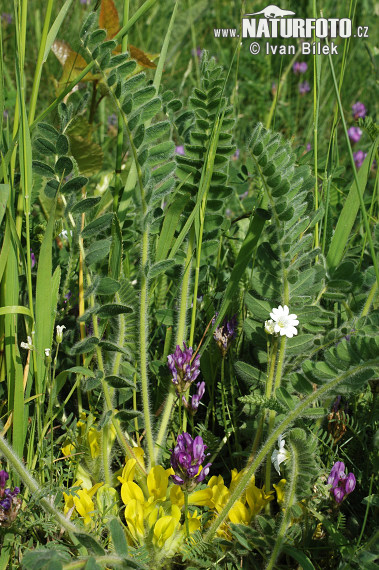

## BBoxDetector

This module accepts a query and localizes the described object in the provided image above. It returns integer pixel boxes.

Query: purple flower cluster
[348,126,362,144]
[167,343,200,393]
[299,81,311,95]
[353,150,367,169]
[328,461,356,504]
[213,314,237,356]
[182,381,205,415]
[352,101,366,119]
[293,62,308,74]
[170,432,211,489]
[0,470,21,527]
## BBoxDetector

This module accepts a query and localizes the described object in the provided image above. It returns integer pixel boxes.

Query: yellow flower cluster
[119,455,206,557]
[205,469,275,537]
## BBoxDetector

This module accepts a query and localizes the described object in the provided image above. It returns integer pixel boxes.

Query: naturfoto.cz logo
[213,4,369,56]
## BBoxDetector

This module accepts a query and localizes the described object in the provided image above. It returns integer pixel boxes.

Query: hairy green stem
[155,230,194,453]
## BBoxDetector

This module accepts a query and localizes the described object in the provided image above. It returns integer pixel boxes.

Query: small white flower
[20,336,34,350]
[271,434,290,475]
[269,305,299,338]
[264,319,276,335]
[44,348,51,357]
[56,325,66,343]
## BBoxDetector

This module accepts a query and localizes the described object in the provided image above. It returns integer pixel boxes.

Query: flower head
[352,101,366,119]
[348,126,362,144]
[167,344,200,393]
[269,305,299,338]
[271,435,290,475]
[170,432,211,491]
[182,381,205,415]
[0,470,21,527]
[328,461,356,503]
[299,81,311,95]
[44,348,51,358]
[293,62,308,74]
[213,314,237,356]
[56,324,66,343]
[20,336,34,350]
[353,150,367,169]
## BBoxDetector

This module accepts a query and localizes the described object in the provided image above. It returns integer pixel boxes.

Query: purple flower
[348,127,362,144]
[239,191,248,200]
[80,0,91,5]
[352,102,366,119]
[182,381,205,415]
[0,471,9,489]
[328,461,356,504]
[30,249,36,269]
[170,432,211,490]
[167,343,200,393]
[175,145,185,156]
[232,149,240,160]
[293,62,308,74]
[1,13,12,24]
[0,470,21,526]
[299,81,311,95]
[191,47,203,58]
[306,143,312,152]
[353,150,367,169]
[213,314,237,356]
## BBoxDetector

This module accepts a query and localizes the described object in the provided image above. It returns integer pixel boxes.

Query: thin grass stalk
[28,0,54,124]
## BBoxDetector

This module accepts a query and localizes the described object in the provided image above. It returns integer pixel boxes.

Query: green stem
[156,230,194,449]
[220,356,233,459]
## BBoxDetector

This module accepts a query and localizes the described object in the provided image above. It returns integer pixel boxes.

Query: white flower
[271,434,290,475]
[44,348,51,357]
[264,319,276,335]
[269,305,299,338]
[20,336,34,350]
[56,325,66,343]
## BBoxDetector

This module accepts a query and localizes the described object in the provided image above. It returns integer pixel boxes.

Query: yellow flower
[273,479,286,504]
[228,500,251,524]
[153,515,180,549]
[124,499,145,540]
[121,481,145,505]
[88,427,100,459]
[187,509,201,533]
[246,481,274,517]
[147,465,169,501]
[72,482,103,526]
